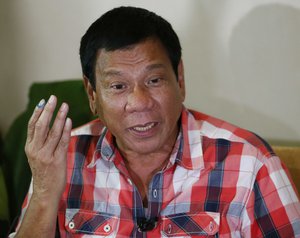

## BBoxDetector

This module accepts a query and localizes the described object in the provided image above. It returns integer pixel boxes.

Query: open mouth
[130,122,157,132]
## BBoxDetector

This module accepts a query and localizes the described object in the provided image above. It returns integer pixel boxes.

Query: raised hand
[14,95,72,237]
[25,95,72,201]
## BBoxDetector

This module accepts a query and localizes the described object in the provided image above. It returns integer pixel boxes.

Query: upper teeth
[133,122,155,132]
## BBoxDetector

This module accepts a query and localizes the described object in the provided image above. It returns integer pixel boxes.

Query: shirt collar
[174,108,204,170]
[87,108,204,170]
[87,127,116,168]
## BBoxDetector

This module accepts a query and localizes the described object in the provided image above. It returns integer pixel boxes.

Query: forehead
[95,38,171,71]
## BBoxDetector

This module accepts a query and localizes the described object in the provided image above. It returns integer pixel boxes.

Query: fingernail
[36,99,46,109]
[66,117,72,128]
[48,95,55,104]
[60,102,67,111]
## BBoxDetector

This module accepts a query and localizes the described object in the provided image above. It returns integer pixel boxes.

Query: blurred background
[0,0,299,143]
[1,1,300,236]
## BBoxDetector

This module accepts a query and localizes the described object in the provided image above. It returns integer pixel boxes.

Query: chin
[129,142,161,155]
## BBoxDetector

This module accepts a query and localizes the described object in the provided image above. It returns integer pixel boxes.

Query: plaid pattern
[15,108,300,237]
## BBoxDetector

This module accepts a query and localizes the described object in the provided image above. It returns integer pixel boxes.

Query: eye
[147,78,162,86]
[111,83,126,90]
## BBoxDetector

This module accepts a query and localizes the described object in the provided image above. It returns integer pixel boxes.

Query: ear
[177,59,186,101]
[83,75,98,115]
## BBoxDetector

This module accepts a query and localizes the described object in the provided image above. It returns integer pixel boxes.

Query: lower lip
[128,122,159,138]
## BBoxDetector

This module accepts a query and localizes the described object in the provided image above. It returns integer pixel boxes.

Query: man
[11,6,300,237]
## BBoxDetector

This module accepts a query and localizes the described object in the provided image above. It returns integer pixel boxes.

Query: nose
[125,85,155,113]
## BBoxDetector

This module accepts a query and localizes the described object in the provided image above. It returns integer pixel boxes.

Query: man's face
[88,38,185,155]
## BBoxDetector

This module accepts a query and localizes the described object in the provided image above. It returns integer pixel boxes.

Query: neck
[122,149,171,186]
[117,127,179,173]
[115,126,180,205]
[122,151,171,208]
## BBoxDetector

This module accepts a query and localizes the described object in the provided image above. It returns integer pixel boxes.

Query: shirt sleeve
[242,155,300,237]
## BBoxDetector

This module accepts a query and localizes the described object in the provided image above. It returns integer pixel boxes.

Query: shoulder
[67,119,105,166]
[187,109,275,159]
[68,119,105,154]
[71,118,105,137]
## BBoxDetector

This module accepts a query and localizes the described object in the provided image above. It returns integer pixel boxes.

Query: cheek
[160,89,184,108]
[96,97,124,123]
[162,91,184,120]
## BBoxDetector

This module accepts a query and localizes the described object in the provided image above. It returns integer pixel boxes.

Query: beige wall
[1,0,299,143]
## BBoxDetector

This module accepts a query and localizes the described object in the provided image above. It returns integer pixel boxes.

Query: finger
[44,102,69,152]
[26,99,46,143]
[54,117,72,158]
[32,95,57,147]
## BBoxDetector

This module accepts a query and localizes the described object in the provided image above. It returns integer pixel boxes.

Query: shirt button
[167,223,172,234]
[209,221,214,232]
[127,178,133,185]
[104,224,111,233]
[153,189,158,198]
[69,221,75,229]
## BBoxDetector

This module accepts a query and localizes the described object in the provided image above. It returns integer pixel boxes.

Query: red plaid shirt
[15,108,300,237]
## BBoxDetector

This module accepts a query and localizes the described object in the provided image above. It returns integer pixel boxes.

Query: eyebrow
[102,69,123,77]
[145,63,166,71]
[102,63,166,78]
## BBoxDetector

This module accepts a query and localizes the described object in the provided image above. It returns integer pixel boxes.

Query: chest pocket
[161,211,219,237]
[65,209,118,237]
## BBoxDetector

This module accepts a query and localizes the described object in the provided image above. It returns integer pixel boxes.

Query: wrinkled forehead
[95,40,173,83]
[94,38,171,72]
[96,37,168,57]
